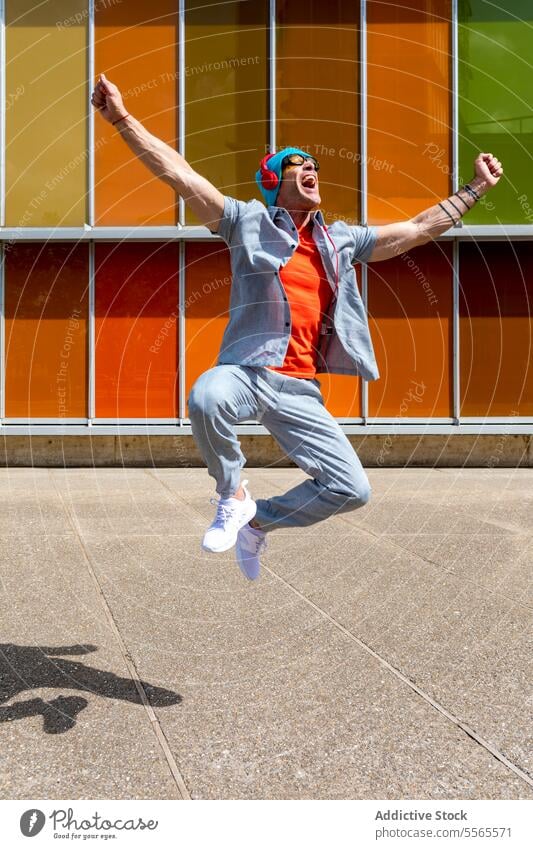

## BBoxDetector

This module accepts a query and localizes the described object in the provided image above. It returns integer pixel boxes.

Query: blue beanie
[255,147,313,206]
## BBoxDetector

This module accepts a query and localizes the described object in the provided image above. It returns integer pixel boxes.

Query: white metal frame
[0,224,532,242]
[0,2,531,436]
[178,0,185,227]
[0,241,4,420]
[0,0,5,229]
[178,239,186,420]
[88,240,95,421]
[0,422,529,435]
[452,0,460,422]
[269,0,276,154]
[360,0,369,424]
[88,0,95,228]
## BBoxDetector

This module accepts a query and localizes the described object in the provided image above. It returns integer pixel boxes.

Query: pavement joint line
[137,469,533,786]
[48,469,191,801]
[333,515,533,612]
[261,562,533,792]
[326,522,533,730]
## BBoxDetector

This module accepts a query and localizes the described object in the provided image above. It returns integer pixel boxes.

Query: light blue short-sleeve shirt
[210,196,380,380]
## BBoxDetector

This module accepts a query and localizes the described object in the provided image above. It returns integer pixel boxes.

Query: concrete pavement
[0,467,532,800]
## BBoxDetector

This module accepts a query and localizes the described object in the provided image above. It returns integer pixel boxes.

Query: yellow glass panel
[185,0,269,223]
[5,1,88,226]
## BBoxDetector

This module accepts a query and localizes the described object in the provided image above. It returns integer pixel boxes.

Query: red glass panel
[95,243,179,417]
[4,243,88,417]
[460,242,533,417]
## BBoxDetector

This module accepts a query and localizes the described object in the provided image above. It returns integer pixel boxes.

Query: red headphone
[259,153,279,190]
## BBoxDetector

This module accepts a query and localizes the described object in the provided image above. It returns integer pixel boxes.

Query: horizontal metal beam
[450,225,533,239]
[0,423,531,436]
[1,224,533,242]
[0,225,216,242]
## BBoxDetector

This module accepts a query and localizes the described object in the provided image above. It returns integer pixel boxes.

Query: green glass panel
[458,1,533,224]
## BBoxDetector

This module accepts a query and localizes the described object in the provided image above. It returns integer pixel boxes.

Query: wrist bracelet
[438,201,458,226]
[454,191,472,211]
[446,197,463,217]
[464,183,480,200]
[112,113,129,125]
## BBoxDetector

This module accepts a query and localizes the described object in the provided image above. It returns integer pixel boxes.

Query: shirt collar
[267,205,325,228]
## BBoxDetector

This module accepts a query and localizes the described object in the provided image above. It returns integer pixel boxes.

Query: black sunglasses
[281,153,320,172]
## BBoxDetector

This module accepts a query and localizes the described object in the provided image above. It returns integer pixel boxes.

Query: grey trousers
[188,365,371,532]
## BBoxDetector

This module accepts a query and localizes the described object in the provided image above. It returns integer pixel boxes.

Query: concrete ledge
[0,434,531,467]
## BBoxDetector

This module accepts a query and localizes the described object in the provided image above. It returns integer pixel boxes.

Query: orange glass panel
[320,269,363,418]
[460,242,533,417]
[368,242,453,417]
[276,1,360,225]
[185,0,269,223]
[94,1,178,225]
[4,244,88,417]
[367,1,452,224]
[320,374,361,418]
[5,1,88,226]
[184,243,232,409]
[95,244,179,417]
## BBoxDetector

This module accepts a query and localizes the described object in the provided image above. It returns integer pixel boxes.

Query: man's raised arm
[91,73,224,232]
[365,152,504,262]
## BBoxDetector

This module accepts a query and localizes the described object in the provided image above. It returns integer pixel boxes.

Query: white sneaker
[235,523,267,580]
[202,480,257,554]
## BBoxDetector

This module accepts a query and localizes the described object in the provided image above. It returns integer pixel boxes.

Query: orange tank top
[269,221,333,379]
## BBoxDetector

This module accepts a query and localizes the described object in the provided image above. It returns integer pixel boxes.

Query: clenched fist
[474,152,504,188]
[90,73,128,124]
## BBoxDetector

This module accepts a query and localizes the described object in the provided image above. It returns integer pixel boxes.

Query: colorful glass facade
[0,1,530,433]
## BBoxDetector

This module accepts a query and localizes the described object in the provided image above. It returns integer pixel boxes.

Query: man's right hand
[91,73,127,124]
[90,72,225,232]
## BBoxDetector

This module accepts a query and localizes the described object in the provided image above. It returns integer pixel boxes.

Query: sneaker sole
[201,500,257,554]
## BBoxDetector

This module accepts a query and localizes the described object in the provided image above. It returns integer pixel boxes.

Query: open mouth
[301,175,317,189]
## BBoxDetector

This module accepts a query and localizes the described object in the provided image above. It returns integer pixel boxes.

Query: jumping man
[91,73,503,581]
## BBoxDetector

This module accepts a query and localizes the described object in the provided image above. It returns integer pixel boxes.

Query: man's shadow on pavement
[0,643,181,734]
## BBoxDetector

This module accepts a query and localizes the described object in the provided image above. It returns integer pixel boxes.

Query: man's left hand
[473,152,504,188]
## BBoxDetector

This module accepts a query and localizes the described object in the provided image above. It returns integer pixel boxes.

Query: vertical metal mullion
[178,0,185,421]
[178,0,185,227]
[452,0,460,423]
[360,0,368,227]
[453,239,460,423]
[178,239,185,421]
[269,0,276,153]
[0,242,4,421]
[88,0,94,227]
[88,241,95,421]
[360,0,368,422]
[451,0,459,197]
[1,0,5,420]
[0,0,5,228]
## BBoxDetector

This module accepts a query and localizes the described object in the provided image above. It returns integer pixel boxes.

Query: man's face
[276,155,321,211]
